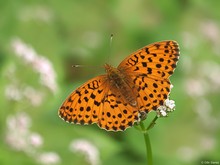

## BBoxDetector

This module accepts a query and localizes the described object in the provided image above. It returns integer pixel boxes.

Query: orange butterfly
[58,41,180,131]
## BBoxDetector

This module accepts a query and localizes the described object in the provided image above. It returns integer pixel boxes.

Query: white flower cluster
[5,112,60,165]
[5,84,44,106]
[156,99,176,117]
[11,38,57,93]
[69,139,100,165]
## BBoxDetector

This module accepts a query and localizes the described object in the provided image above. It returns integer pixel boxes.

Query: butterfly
[58,41,180,131]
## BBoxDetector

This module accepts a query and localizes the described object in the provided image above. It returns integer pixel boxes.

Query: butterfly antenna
[72,35,114,69]
[108,33,114,63]
[110,33,113,48]
[72,64,103,69]
[72,65,85,68]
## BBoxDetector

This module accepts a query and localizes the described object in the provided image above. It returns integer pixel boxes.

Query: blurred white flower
[29,132,43,148]
[6,112,31,151]
[4,64,43,106]
[12,38,36,63]
[38,152,61,165]
[5,84,44,106]
[194,98,212,116]
[69,139,100,165]
[5,112,45,152]
[183,60,220,111]
[19,6,53,23]
[5,112,60,164]
[7,111,32,131]
[200,21,220,44]
[11,38,57,93]
[23,86,44,106]
[200,61,220,90]
[177,146,197,162]
[5,84,23,101]
[200,21,220,55]
[194,98,219,130]
[184,78,208,97]
[200,136,216,151]
[33,56,57,92]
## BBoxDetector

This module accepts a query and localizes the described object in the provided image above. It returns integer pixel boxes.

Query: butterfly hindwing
[98,88,139,131]
[131,75,171,113]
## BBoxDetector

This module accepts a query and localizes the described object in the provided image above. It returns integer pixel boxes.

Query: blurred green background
[0,0,220,165]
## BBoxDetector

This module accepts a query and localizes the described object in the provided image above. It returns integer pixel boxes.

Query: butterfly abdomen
[105,64,137,107]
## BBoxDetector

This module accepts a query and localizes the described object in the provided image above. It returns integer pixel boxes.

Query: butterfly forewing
[118,40,180,79]
[59,75,108,125]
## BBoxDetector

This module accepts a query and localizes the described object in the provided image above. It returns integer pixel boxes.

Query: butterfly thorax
[104,63,137,107]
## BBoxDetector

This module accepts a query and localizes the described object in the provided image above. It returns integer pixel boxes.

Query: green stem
[139,121,153,165]
[146,116,158,131]
[139,115,159,165]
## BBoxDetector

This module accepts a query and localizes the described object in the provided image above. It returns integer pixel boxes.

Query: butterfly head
[104,63,115,73]
[104,63,123,80]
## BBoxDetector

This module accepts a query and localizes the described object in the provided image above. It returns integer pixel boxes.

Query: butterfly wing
[118,41,180,112]
[58,75,139,131]
[118,40,179,79]
[98,88,139,131]
[59,75,108,125]
[131,74,171,112]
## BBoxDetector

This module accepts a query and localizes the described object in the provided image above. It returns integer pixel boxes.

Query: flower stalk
[139,115,158,165]
[136,99,176,165]
[139,121,153,165]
